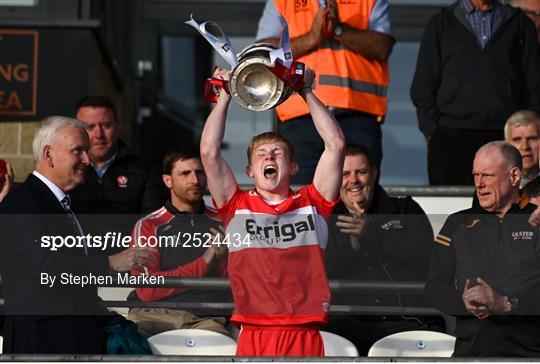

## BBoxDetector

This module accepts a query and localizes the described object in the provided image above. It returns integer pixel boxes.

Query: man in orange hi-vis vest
[256,0,395,184]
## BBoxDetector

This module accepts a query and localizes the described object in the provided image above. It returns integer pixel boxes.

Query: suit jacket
[0,174,111,354]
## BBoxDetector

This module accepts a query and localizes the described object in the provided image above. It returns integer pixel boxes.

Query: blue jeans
[278,111,383,185]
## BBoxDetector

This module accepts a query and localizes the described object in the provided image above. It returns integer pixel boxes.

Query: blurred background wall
[0,0,454,185]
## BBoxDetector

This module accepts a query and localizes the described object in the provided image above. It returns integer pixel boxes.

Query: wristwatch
[333,23,343,37]
[506,296,519,311]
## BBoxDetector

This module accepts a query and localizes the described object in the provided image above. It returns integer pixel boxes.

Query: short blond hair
[504,110,540,140]
[247,132,295,164]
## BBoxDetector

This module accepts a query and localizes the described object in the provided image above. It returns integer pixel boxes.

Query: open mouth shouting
[264,164,278,179]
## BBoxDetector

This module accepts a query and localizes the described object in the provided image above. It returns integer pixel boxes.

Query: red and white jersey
[130,202,226,302]
[216,184,337,326]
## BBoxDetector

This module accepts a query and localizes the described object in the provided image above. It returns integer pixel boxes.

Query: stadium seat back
[97,287,133,316]
[320,331,359,357]
[368,330,455,357]
[148,329,237,355]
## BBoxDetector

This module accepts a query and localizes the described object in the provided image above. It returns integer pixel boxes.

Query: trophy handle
[203,77,230,103]
[267,60,307,92]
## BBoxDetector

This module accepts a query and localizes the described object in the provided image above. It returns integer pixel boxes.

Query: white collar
[263,197,286,206]
[32,170,67,203]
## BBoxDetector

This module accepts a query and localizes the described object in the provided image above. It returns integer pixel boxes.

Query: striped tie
[61,195,87,255]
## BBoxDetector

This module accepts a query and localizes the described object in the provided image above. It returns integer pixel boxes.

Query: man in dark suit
[0,116,155,354]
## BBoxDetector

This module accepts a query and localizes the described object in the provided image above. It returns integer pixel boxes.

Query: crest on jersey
[117,175,128,188]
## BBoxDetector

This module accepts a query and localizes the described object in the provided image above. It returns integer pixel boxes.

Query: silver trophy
[187,15,295,112]
[229,43,293,112]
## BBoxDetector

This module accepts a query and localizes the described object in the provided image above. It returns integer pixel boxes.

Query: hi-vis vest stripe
[274,0,389,121]
[319,75,388,97]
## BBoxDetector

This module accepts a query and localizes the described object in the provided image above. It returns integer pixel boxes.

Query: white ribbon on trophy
[269,14,293,70]
[187,14,298,111]
[185,14,238,67]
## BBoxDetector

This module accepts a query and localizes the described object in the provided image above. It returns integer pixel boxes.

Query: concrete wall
[0,121,39,182]
[0,30,132,183]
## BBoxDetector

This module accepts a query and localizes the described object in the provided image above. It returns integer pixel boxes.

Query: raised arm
[199,68,238,208]
[300,71,345,201]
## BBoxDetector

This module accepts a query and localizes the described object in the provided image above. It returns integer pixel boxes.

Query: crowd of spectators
[0,0,540,357]
[411,0,540,185]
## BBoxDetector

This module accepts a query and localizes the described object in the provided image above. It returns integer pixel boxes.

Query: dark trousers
[278,111,382,185]
[428,128,503,185]
[3,315,107,354]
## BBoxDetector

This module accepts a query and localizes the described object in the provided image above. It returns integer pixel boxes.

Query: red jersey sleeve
[301,184,339,219]
[130,216,210,302]
[213,187,244,226]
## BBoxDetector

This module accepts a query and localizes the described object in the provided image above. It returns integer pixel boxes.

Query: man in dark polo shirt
[427,141,540,356]
[325,144,443,355]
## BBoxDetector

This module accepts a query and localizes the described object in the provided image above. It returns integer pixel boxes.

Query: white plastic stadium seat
[148,329,237,355]
[97,287,134,316]
[320,331,359,357]
[368,330,456,357]
[0,335,3,354]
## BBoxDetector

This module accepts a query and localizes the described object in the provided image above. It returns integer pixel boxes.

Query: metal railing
[99,277,455,332]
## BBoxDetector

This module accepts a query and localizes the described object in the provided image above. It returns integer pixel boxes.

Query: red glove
[267,60,308,92]
[203,77,230,103]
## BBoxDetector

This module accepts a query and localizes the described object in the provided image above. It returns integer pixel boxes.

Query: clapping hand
[529,205,540,227]
[336,201,368,251]
[309,7,329,46]
[0,160,14,203]
[209,225,228,259]
[462,278,510,319]
[108,245,158,273]
[325,0,339,38]
[202,225,228,264]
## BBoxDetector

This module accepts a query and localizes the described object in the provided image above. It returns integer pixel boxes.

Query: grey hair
[32,116,87,162]
[476,141,523,171]
[504,110,540,140]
